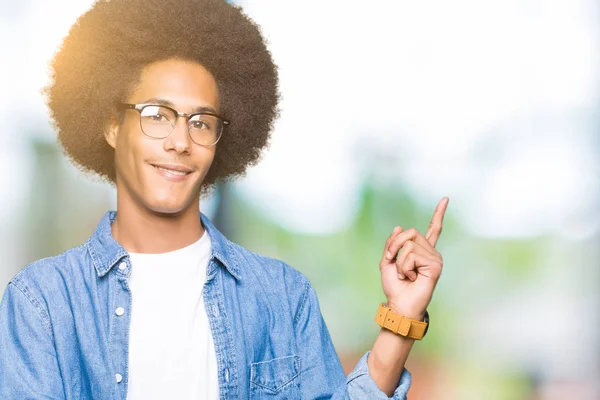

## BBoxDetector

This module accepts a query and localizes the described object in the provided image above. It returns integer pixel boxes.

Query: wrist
[375,303,430,340]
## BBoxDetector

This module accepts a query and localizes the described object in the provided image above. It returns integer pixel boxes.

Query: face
[105,58,219,216]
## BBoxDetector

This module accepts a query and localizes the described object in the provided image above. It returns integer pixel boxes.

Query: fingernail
[386,251,392,259]
[398,273,405,280]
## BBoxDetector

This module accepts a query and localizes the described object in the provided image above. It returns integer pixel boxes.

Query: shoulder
[9,242,91,303]
[227,240,310,288]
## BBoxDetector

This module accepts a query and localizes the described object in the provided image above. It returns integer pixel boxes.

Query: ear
[103,116,120,149]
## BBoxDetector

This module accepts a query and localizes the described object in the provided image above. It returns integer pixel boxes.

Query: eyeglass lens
[139,105,222,145]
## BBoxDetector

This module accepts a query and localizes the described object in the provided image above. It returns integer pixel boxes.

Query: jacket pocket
[250,355,301,399]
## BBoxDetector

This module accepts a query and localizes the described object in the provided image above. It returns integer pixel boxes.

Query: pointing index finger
[425,197,449,247]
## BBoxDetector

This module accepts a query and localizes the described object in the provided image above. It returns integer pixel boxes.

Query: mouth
[150,163,194,181]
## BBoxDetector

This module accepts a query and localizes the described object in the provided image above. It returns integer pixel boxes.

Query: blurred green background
[1,0,599,398]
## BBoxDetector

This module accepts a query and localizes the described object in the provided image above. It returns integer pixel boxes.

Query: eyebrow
[141,98,218,114]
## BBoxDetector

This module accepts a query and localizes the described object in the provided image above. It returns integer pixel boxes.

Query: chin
[146,203,189,217]
[143,194,196,217]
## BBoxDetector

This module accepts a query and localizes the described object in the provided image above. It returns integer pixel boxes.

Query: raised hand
[378,197,449,320]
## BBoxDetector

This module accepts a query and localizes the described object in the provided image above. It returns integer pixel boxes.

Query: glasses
[119,103,229,146]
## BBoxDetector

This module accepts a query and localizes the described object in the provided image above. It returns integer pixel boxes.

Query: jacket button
[118,262,127,271]
[115,307,125,316]
[116,373,123,383]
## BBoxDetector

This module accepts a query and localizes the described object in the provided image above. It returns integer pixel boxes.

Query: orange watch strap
[374,303,428,340]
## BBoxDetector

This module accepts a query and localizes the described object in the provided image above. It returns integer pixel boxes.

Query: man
[0,0,449,398]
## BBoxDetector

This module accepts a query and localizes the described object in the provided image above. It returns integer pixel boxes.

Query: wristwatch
[375,303,429,340]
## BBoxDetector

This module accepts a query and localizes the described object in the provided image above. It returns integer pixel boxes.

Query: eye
[140,105,173,123]
[149,113,169,122]
[189,114,214,130]
[191,120,210,129]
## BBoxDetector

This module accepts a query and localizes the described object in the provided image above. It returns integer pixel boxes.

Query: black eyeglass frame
[118,103,230,146]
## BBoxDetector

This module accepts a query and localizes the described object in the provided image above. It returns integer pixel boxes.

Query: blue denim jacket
[0,211,411,399]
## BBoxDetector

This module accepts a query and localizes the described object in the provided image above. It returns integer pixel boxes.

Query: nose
[163,116,192,154]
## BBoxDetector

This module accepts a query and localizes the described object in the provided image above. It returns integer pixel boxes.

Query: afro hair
[45,0,279,193]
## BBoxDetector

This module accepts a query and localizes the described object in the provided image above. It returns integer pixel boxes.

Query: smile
[151,164,193,182]
[156,166,188,176]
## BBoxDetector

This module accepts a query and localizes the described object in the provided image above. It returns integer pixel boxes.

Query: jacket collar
[87,210,241,280]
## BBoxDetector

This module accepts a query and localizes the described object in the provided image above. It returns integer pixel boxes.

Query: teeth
[156,166,188,176]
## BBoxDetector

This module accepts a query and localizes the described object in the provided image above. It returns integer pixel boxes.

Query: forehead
[130,58,220,110]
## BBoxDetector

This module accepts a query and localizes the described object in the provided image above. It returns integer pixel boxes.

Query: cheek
[200,148,217,173]
[207,148,217,163]
[115,127,144,175]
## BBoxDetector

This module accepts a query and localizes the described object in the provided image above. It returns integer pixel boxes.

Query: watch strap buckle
[375,303,428,340]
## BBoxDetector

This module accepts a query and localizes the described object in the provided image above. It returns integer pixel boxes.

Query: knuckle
[395,261,403,271]
[395,257,403,268]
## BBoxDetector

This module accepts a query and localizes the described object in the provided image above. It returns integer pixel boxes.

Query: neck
[112,189,204,254]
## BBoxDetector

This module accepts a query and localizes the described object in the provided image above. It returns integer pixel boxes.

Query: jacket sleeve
[294,278,411,399]
[0,282,66,399]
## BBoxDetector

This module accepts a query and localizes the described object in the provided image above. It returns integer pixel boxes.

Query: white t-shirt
[126,231,219,399]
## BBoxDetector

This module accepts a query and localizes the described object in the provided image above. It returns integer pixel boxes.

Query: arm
[369,197,449,395]
[0,282,66,399]
[295,197,449,398]
[367,322,418,396]
[294,279,411,400]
